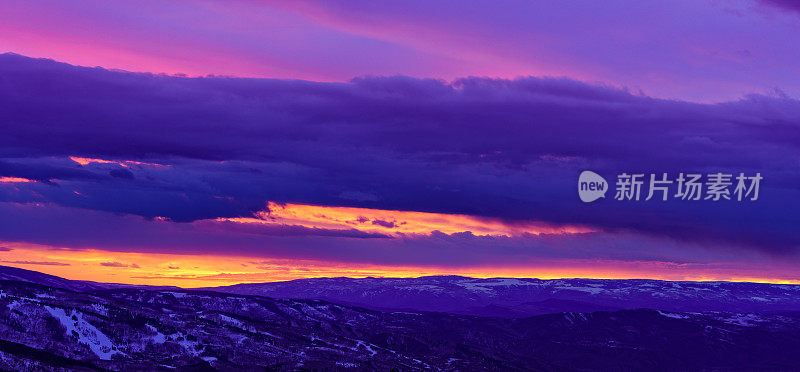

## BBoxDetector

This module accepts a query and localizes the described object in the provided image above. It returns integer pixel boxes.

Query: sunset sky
[1,0,799,286]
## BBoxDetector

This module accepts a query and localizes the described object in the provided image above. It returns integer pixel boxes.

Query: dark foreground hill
[2,278,800,370]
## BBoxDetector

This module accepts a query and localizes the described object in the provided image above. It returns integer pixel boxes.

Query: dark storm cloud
[0,158,103,183]
[759,0,800,15]
[0,54,798,253]
[109,168,135,180]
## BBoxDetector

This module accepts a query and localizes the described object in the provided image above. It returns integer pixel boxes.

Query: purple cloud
[0,54,798,256]
[759,0,800,15]
[371,219,396,228]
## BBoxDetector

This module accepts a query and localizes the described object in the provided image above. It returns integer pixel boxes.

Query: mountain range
[1,265,800,370]
[207,275,800,317]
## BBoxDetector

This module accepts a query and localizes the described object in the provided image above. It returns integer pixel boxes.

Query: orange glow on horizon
[0,242,798,288]
[0,177,34,183]
[225,202,594,237]
[69,156,167,168]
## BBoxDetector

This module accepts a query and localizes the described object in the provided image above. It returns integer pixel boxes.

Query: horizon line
[3,264,799,288]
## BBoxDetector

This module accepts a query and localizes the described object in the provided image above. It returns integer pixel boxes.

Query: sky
[0,0,799,286]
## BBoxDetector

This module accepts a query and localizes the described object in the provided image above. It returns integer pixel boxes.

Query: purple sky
[1,0,800,102]
[0,1,799,283]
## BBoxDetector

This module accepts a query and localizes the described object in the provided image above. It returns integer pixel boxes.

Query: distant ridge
[206,276,800,317]
[0,265,178,292]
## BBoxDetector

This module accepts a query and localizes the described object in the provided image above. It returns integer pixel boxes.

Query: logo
[578,170,608,203]
[577,171,762,203]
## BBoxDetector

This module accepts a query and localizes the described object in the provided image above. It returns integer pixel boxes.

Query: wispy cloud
[1,260,70,266]
[100,261,140,268]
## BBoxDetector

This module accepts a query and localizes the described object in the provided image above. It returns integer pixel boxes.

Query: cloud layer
[0,54,798,275]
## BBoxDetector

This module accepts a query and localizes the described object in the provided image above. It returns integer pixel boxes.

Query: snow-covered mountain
[208,276,800,317]
[3,278,800,370]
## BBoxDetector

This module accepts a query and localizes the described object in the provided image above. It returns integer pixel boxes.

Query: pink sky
[2,0,800,101]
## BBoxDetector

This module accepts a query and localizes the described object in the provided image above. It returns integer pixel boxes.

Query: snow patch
[44,306,121,360]
[658,311,689,319]
[554,286,605,294]
[146,324,167,344]
[721,314,765,327]
[165,292,187,298]
[458,278,541,294]
[91,304,109,316]
[356,340,378,356]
